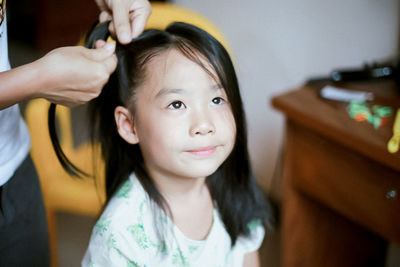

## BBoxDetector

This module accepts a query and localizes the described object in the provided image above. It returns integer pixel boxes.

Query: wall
[173,0,400,193]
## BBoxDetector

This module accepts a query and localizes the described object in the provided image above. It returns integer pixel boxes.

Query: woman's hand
[95,0,152,44]
[34,43,117,107]
[0,42,116,109]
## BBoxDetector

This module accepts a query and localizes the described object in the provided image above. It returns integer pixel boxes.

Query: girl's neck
[152,172,208,201]
[144,169,215,240]
[153,175,214,241]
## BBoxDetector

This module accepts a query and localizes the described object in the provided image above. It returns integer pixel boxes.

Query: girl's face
[117,49,236,182]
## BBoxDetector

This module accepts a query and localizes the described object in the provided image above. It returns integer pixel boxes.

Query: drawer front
[285,120,400,242]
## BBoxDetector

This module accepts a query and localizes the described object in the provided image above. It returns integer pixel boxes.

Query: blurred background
[6,0,400,266]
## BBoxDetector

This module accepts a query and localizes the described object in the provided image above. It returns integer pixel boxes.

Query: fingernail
[119,32,130,43]
[96,40,106,48]
[104,42,115,51]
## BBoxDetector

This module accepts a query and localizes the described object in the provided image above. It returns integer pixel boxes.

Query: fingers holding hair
[95,0,152,44]
[90,42,118,74]
[99,10,112,23]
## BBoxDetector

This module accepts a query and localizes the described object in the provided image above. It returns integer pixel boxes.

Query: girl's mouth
[186,146,217,157]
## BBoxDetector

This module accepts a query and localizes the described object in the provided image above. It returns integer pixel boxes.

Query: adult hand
[95,0,152,44]
[0,39,117,109]
[34,42,117,107]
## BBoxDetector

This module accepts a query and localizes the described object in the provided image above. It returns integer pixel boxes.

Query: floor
[56,212,95,267]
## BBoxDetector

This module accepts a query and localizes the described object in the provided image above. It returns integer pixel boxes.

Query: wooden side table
[271,80,400,267]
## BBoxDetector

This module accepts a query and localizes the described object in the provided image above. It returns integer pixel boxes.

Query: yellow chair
[147,3,231,52]
[25,3,229,267]
[25,100,105,267]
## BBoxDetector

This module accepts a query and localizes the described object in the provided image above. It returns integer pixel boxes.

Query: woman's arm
[1,0,151,110]
[0,44,116,110]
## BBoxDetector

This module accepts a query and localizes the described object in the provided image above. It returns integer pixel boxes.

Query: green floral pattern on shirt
[188,245,199,254]
[126,201,168,254]
[172,248,190,267]
[83,175,265,267]
[106,234,145,267]
[127,224,150,249]
[115,180,133,198]
[94,218,111,237]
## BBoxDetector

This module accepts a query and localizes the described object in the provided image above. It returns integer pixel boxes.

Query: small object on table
[387,108,400,153]
[348,101,393,129]
[320,85,374,102]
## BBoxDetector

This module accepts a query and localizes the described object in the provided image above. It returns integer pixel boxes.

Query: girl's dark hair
[49,21,273,246]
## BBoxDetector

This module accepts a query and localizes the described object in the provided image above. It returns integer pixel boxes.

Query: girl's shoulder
[97,173,151,228]
[235,219,265,254]
[212,209,265,253]
[110,173,146,203]
[88,173,162,246]
[205,211,264,266]
[83,174,169,266]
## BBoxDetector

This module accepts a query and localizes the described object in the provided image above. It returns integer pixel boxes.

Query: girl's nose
[190,112,215,136]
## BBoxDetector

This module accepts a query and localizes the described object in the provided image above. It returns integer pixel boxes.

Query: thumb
[131,14,147,39]
[111,2,131,44]
[85,42,116,61]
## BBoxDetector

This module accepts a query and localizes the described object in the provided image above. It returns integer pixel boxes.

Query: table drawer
[285,120,400,242]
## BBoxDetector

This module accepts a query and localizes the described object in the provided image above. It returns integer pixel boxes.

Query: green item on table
[348,101,393,129]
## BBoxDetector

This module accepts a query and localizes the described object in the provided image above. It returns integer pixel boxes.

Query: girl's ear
[114,106,139,144]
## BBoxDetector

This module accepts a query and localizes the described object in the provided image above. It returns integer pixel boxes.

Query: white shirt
[0,12,31,186]
[82,173,265,267]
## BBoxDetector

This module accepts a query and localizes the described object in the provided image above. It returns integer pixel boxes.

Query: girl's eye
[168,101,186,110]
[212,97,225,105]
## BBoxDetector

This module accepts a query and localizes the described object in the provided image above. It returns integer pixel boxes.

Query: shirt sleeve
[236,220,265,254]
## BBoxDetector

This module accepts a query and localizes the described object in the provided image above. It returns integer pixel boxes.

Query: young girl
[50,21,272,266]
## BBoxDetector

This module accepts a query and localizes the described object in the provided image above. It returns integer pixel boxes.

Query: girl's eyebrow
[155,88,185,98]
[155,84,223,98]
[212,84,223,90]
